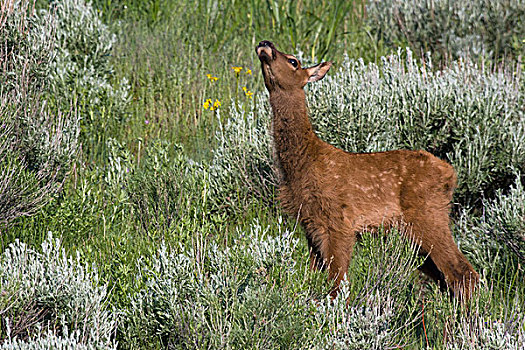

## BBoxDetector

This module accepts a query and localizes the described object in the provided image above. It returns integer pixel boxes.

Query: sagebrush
[0,234,116,347]
[367,0,525,62]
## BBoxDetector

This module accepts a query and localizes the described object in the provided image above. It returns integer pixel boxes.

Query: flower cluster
[203,66,255,110]
[203,98,221,111]
[206,73,218,82]
[242,86,254,98]
[232,66,252,75]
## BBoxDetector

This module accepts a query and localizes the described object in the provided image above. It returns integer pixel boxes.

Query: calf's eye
[288,59,298,68]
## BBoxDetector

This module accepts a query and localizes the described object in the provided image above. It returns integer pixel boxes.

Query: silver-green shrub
[208,99,277,211]
[0,331,115,350]
[0,0,80,175]
[123,220,323,349]
[316,287,397,350]
[1,0,125,172]
[0,1,80,225]
[366,0,525,62]
[454,207,504,273]
[478,176,525,260]
[0,234,116,347]
[446,317,525,350]
[456,175,525,265]
[0,105,78,225]
[46,0,129,116]
[0,0,130,225]
[444,289,525,350]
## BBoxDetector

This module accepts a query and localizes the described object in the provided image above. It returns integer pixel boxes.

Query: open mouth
[256,40,275,62]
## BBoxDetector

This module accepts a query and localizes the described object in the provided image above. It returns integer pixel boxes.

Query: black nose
[257,40,273,48]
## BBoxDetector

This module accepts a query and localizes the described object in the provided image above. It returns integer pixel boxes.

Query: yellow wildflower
[246,69,252,75]
[203,98,212,110]
[243,87,254,98]
[206,74,218,82]
[232,66,243,74]
[210,99,221,111]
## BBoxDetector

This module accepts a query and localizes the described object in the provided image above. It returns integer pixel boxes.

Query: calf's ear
[305,62,332,83]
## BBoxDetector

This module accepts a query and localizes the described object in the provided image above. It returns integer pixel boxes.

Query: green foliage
[367,0,525,63]
[109,0,383,161]
[0,0,80,225]
[122,220,326,349]
[479,176,525,260]
[126,140,210,235]
[0,331,115,350]
[0,234,116,348]
[207,100,276,212]
[95,0,371,60]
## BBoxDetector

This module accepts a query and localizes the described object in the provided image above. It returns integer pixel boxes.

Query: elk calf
[255,40,478,299]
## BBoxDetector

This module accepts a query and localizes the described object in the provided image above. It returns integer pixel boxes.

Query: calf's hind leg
[407,209,479,299]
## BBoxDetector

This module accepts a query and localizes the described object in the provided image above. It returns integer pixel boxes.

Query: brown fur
[256,41,479,299]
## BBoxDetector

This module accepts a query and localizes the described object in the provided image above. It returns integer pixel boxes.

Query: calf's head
[255,40,332,93]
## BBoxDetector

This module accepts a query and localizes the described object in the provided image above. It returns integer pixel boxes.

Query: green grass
[104,0,385,159]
